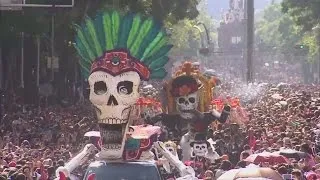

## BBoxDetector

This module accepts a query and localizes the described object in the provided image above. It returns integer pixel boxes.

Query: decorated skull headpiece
[171,75,201,119]
[74,11,172,159]
[190,134,209,157]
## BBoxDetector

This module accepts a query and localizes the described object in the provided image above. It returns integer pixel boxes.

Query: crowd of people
[204,83,320,179]
[0,95,97,180]
[1,81,320,180]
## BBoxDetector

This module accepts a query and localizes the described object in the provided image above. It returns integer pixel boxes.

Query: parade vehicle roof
[84,161,161,180]
[88,160,157,166]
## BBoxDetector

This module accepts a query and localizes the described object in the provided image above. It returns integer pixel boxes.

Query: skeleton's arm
[211,105,231,123]
[55,144,97,180]
[205,144,220,163]
[154,141,198,180]
[144,113,164,125]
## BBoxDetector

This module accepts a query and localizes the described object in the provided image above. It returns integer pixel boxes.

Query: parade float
[55,11,198,180]
[145,61,231,161]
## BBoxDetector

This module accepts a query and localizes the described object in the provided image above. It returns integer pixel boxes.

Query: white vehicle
[83,161,161,180]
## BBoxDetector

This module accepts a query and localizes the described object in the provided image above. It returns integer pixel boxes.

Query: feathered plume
[74,11,173,80]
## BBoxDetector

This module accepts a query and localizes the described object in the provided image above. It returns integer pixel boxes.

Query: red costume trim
[90,49,150,81]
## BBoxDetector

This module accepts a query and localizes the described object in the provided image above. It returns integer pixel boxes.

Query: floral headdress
[170,75,201,97]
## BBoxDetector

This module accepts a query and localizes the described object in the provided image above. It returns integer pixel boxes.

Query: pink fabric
[305,155,316,168]
[249,135,256,149]
[305,172,320,180]
[130,125,161,139]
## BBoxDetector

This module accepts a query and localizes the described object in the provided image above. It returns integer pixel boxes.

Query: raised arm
[154,141,198,180]
[144,113,165,125]
[55,144,97,180]
[211,105,231,123]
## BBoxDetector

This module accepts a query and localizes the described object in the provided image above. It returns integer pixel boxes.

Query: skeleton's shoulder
[202,112,217,120]
[155,113,179,120]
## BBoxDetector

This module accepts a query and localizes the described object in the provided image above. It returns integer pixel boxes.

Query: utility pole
[0,45,2,120]
[0,46,2,90]
[37,36,41,87]
[318,34,320,83]
[21,32,25,88]
[246,0,254,83]
[315,26,320,83]
[51,13,55,81]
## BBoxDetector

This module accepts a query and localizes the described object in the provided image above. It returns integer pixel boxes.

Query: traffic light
[295,44,306,49]
[294,44,309,56]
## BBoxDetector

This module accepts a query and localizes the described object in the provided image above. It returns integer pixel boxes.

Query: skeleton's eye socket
[169,149,173,152]
[201,145,206,149]
[117,81,133,95]
[94,81,107,95]
[189,97,195,103]
[178,98,185,104]
[195,145,200,149]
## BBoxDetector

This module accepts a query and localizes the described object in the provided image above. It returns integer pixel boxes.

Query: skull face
[175,92,199,119]
[164,142,177,157]
[89,71,140,159]
[193,143,208,157]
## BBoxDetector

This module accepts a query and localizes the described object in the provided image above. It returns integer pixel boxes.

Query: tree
[281,0,320,32]
[196,0,218,45]
[281,0,320,62]
[255,3,301,53]
[165,0,219,56]
[0,0,202,103]
[166,19,200,54]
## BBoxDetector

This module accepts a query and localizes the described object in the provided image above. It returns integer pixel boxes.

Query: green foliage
[301,33,318,61]
[281,0,320,61]
[0,0,202,78]
[166,19,200,53]
[0,9,50,46]
[255,3,301,53]
[167,0,218,55]
[281,0,320,32]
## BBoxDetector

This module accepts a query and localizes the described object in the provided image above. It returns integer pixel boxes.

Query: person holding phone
[282,174,294,180]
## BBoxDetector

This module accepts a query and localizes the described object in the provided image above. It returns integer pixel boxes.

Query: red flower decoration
[179,85,192,96]
[172,83,199,97]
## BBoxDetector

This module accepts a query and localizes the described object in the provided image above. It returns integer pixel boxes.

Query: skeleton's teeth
[99,123,127,150]
[100,118,128,124]
[102,144,122,150]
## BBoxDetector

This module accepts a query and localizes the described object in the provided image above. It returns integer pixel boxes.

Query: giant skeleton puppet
[146,62,231,161]
[55,11,198,180]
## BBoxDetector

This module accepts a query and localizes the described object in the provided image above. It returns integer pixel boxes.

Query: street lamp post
[194,23,211,56]
[246,0,254,83]
[197,22,211,46]
[193,26,205,47]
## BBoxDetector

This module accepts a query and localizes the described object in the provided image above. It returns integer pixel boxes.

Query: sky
[207,0,279,19]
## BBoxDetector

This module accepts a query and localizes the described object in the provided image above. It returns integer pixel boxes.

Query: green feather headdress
[74,11,173,80]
